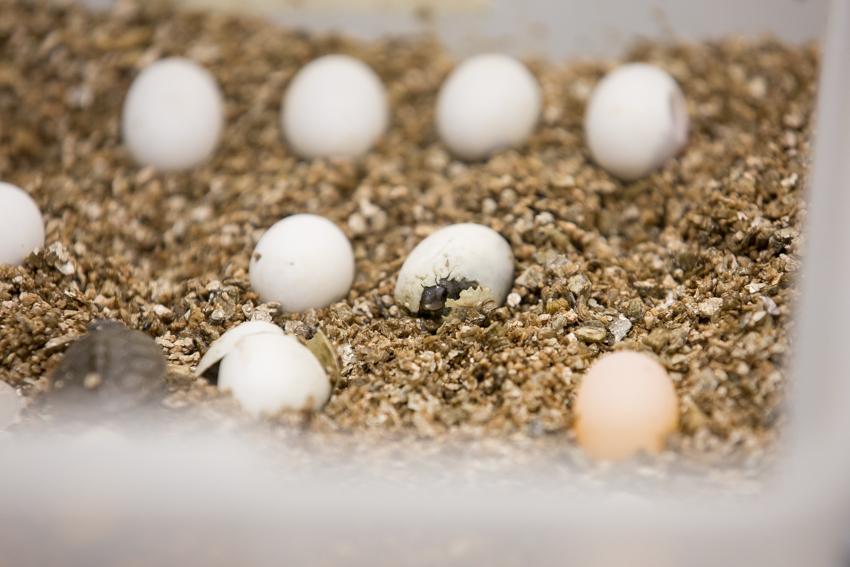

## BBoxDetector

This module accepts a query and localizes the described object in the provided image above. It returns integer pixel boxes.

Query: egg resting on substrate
[394,223,515,314]
[217,333,331,416]
[0,182,45,266]
[583,63,688,181]
[195,320,284,380]
[573,351,679,461]
[249,214,356,312]
[281,54,389,159]
[436,53,541,160]
[122,57,224,171]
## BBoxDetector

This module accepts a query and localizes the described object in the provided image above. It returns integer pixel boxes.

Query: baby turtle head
[418,277,477,314]
[419,285,449,312]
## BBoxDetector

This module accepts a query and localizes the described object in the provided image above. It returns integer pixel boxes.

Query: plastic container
[3,1,847,565]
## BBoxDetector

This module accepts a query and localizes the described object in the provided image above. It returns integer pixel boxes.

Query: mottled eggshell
[574,351,679,461]
[394,223,514,314]
[122,57,224,171]
[249,214,355,312]
[282,54,388,158]
[0,182,44,266]
[195,320,284,377]
[584,63,688,181]
[436,53,541,160]
[218,333,331,416]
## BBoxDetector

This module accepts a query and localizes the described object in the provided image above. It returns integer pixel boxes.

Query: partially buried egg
[0,182,44,266]
[122,57,224,171]
[249,214,355,312]
[584,63,688,181]
[574,351,679,461]
[282,54,388,159]
[436,53,541,161]
[394,223,514,315]
[218,333,331,416]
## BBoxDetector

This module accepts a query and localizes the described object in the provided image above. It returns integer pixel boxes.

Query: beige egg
[574,351,678,460]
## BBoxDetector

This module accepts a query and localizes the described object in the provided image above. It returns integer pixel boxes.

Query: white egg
[394,223,514,314]
[436,53,541,160]
[122,57,224,171]
[218,333,331,416]
[195,320,284,377]
[0,182,45,266]
[584,63,689,181]
[282,54,388,159]
[574,351,679,461]
[250,214,355,312]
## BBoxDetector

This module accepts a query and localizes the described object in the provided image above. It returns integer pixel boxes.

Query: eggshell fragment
[195,321,284,377]
[574,351,679,461]
[249,214,355,312]
[282,54,388,158]
[0,182,45,266]
[394,223,514,314]
[122,57,224,171]
[584,63,688,180]
[218,333,331,416]
[436,53,541,160]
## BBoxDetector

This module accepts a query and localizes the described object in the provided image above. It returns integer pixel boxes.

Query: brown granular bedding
[0,0,817,462]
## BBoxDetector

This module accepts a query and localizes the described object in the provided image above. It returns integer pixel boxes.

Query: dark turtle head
[418,277,478,314]
[420,285,449,312]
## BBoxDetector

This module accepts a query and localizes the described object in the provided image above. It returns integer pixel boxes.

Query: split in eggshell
[195,320,285,379]
[394,223,515,315]
[218,333,331,416]
[584,63,689,181]
[574,351,679,461]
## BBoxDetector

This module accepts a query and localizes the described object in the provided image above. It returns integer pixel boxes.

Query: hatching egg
[195,320,284,378]
[0,182,45,266]
[574,351,679,461]
[584,63,688,181]
[249,214,355,312]
[436,53,541,160]
[122,57,224,171]
[282,54,388,158]
[394,223,514,314]
[218,333,331,416]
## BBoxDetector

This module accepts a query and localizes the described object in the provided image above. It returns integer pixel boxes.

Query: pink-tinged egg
[574,351,678,460]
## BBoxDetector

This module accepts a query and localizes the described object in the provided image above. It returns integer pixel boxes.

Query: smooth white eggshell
[282,54,388,158]
[122,57,224,171]
[584,63,688,181]
[394,223,514,313]
[249,214,355,312]
[0,182,45,266]
[574,351,679,461]
[195,321,284,376]
[436,53,541,160]
[218,333,331,416]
